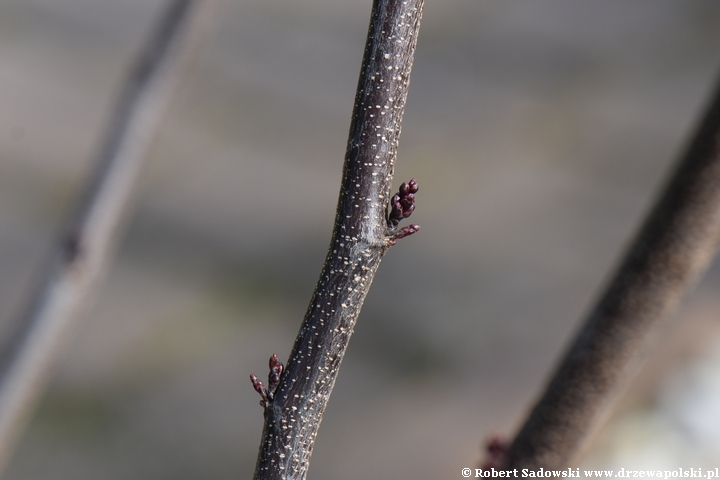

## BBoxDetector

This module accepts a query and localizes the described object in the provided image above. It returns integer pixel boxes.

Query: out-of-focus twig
[252,1,424,479]
[502,74,720,468]
[0,0,217,472]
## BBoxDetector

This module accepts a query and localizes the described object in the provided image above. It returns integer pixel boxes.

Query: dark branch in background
[0,0,217,473]
[501,73,720,468]
[251,1,424,479]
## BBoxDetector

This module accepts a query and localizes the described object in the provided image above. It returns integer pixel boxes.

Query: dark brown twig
[251,1,424,479]
[503,74,720,468]
[0,0,216,472]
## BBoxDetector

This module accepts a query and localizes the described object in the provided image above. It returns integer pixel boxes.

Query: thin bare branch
[0,0,217,472]
[502,74,720,468]
[252,1,424,479]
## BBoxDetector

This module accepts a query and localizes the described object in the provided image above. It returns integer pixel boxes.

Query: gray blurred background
[2,0,720,478]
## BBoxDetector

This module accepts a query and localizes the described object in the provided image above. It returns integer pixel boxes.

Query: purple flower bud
[405,224,420,235]
[408,178,418,193]
[400,194,414,211]
[250,374,269,403]
[402,204,415,217]
[387,178,419,230]
[387,223,420,245]
[269,354,283,376]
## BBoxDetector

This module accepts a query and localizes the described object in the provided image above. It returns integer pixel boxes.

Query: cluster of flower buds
[387,178,418,227]
[249,374,269,407]
[250,354,284,407]
[268,354,283,387]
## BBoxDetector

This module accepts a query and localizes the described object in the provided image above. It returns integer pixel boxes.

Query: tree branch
[251,1,424,478]
[502,73,720,468]
[0,0,217,472]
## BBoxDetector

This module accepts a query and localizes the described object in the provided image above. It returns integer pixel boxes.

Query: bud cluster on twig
[387,178,418,227]
[250,354,284,407]
[387,179,420,245]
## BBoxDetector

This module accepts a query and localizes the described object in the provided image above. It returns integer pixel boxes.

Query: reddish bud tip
[387,223,420,246]
[250,374,269,404]
[408,178,418,193]
[268,354,284,387]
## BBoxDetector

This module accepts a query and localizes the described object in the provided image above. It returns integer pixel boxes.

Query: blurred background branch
[503,71,720,468]
[0,0,216,473]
